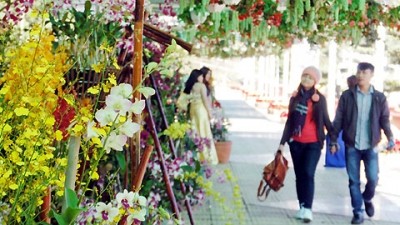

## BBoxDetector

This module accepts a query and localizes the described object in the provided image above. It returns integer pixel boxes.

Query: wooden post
[130,0,145,188]
[132,145,154,192]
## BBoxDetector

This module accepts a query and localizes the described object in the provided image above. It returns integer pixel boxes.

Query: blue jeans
[345,147,379,215]
[289,141,321,209]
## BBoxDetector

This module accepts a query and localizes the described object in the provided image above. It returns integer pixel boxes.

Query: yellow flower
[14,107,29,116]
[9,183,18,190]
[3,124,12,132]
[91,171,99,180]
[99,43,113,53]
[108,74,117,86]
[45,117,55,126]
[112,58,120,69]
[55,130,63,141]
[72,124,84,134]
[87,85,100,94]
[91,63,104,73]
[92,137,103,147]
[56,190,64,197]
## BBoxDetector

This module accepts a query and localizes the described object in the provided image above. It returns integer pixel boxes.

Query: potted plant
[211,102,232,163]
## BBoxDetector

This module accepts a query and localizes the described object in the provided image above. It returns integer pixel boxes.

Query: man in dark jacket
[330,62,395,224]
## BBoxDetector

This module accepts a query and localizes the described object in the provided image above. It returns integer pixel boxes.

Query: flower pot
[215,141,232,164]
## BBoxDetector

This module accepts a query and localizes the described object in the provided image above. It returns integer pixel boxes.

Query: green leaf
[65,188,79,208]
[158,207,171,220]
[84,0,92,15]
[145,62,158,74]
[64,207,84,223]
[115,151,127,173]
[50,189,84,225]
[51,207,84,225]
[159,69,172,77]
[195,160,202,172]
[166,39,177,53]
[51,211,68,225]
[180,165,194,172]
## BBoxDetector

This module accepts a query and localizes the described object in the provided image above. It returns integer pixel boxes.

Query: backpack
[257,150,289,201]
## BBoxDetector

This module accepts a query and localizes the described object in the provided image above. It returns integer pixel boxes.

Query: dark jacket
[280,90,336,149]
[332,86,393,148]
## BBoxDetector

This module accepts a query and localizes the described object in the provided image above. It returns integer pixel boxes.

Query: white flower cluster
[77,189,147,224]
[86,83,154,153]
[51,0,136,25]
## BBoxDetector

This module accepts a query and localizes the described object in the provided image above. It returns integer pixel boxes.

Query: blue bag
[325,131,345,168]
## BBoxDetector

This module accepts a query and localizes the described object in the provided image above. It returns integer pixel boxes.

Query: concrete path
[184,85,400,225]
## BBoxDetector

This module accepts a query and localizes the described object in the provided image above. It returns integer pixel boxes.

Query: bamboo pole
[132,145,154,192]
[143,23,193,53]
[130,0,145,187]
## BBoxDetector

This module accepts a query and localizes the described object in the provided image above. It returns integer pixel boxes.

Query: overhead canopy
[148,0,400,57]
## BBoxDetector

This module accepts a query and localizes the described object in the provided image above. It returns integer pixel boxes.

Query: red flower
[53,97,76,141]
[267,12,283,27]
[213,100,221,108]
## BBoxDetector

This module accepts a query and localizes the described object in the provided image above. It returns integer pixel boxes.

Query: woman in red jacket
[278,66,336,223]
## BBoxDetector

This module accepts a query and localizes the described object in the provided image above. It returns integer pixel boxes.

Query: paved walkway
[185,85,400,225]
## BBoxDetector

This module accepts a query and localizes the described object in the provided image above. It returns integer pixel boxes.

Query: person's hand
[387,138,395,151]
[329,142,339,154]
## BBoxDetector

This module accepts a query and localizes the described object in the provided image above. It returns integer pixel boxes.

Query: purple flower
[204,166,213,179]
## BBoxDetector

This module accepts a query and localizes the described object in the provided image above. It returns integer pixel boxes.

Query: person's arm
[379,95,394,149]
[319,95,338,153]
[199,83,213,119]
[330,93,346,153]
[278,98,293,151]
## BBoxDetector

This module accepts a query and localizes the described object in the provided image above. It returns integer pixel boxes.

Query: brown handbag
[257,150,289,201]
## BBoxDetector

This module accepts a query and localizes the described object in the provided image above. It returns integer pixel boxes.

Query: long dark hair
[200,66,211,96]
[184,69,202,94]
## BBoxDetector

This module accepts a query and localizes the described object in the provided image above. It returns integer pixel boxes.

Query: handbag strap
[257,179,271,201]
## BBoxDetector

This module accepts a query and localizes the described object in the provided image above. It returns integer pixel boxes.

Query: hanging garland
[175,0,400,56]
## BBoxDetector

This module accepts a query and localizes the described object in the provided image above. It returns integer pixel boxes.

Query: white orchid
[95,108,118,127]
[116,189,135,209]
[129,99,146,115]
[133,192,147,207]
[85,120,99,140]
[127,208,147,223]
[110,83,133,99]
[102,131,127,153]
[105,94,132,115]
[94,202,119,223]
[117,121,140,138]
[138,87,155,99]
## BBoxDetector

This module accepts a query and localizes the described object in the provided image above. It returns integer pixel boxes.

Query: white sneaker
[303,208,313,223]
[294,207,305,220]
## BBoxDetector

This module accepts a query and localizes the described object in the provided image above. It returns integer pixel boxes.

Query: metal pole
[146,99,181,220]
[149,74,195,224]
